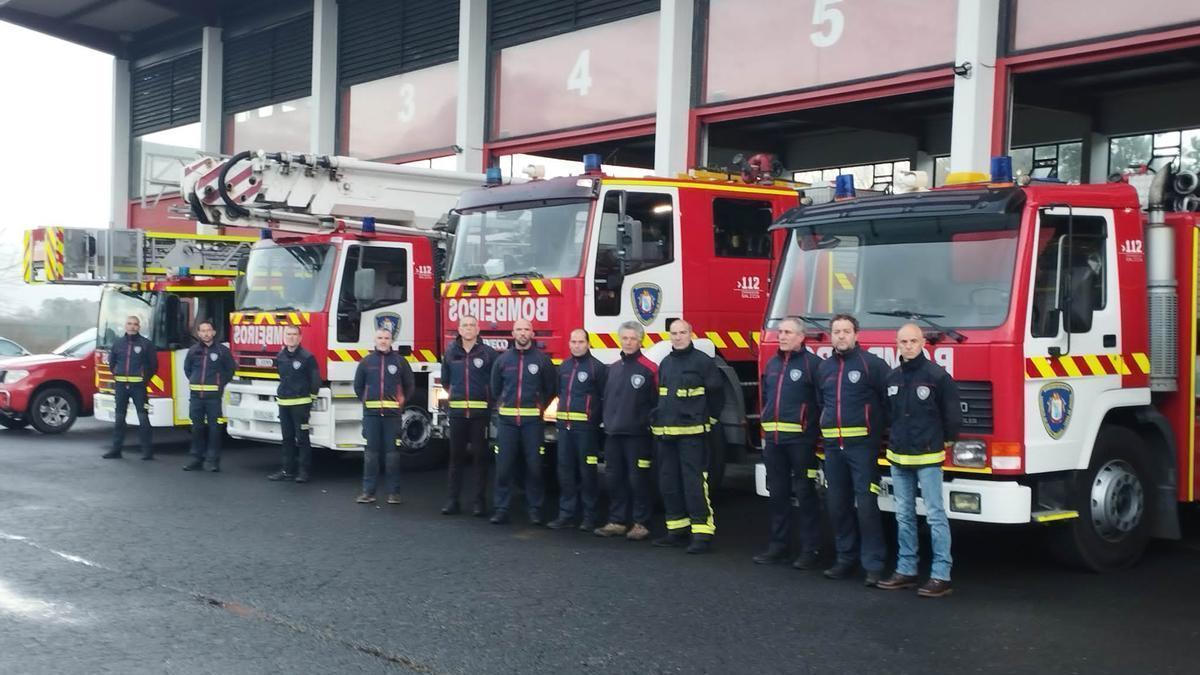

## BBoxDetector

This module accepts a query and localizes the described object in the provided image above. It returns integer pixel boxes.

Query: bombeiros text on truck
[759,157,1200,570]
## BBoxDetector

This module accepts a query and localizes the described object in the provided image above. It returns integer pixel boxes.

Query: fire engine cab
[182,151,484,468]
[438,155,802,481]
[760,160,1200,570]
[24,226,251,428]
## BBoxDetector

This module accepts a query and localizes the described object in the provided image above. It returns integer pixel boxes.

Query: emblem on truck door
[631,283,661,325]
[1039,381,1073,440]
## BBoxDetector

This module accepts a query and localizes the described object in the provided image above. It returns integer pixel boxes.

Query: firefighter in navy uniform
[353,327,415,505]
[547,328,607,531]
[594,321,658,541]
[103,315,157,459]
[268,324,321,483]
[753,317,825,569]
[651,319,725,554]
[182,320,235,472]
[440,315,498,516]
[876,323,961,598]
[817,313,890,586]
[489,318,556,526]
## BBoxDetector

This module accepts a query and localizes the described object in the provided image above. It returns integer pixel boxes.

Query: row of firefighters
[99,312,962,598]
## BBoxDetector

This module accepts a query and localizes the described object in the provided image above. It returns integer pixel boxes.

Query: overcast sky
[0,21,111,307]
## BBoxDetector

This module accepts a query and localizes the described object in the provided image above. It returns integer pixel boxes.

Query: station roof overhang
[0,0,220,58]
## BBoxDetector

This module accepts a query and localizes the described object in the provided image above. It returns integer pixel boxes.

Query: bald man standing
[651,319,725,554]
[489,319,556,525]
[877,323,960,598]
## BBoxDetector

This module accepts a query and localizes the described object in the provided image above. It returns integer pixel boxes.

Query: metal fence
[0,322,93,354]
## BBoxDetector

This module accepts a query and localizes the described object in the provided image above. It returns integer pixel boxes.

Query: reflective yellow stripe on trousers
[761,421,804,433]
[189,384,219,392]
[277,396,314,406]
[557,411,590,421]
[885,449,946,466]
[114,375,143,383]
[821,426,868,439]
[657,387,706,397]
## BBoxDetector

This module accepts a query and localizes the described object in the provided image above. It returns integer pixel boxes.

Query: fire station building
[3,0,1199,228]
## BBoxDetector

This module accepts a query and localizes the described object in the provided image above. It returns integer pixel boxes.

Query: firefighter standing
[489,319,556,525]
[877,323,961,598]
[651,320,724,554]
[817,314,890,586]
[753,317,825,569]
[268,325,321,483]
[103,315,157,460]
[182,320,235,472]
[441,315,498,516]
[353,327,415,505]
[547,329,607,531]
[594,321,658,541]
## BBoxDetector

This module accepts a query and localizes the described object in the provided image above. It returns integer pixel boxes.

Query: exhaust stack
[1146,168,1177,391]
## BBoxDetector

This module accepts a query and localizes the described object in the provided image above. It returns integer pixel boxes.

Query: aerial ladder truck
[181,150,484,468]
[23,225,254,428]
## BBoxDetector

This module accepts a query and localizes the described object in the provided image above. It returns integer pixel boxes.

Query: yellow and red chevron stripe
[1025,352,1150,379]
[94,361,167,395]
[328,349,440,363]
[588,330,761,350]
[230,312,313,326]
[21,231,35,284]
[44,227,65,281]
[442,278,563,298]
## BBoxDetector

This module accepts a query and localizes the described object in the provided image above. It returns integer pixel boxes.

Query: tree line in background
[0,297,98,353]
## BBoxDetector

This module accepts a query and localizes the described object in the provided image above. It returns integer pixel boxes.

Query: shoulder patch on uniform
[789,368,802,382]
[387,364,398,375]
[887,385,898,396]
[848,370,861,383]
[473,357,484,368]
[916,385,931,400]
[528,363,539,374]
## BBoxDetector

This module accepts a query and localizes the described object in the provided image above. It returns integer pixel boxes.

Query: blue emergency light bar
[485,167,503,185]
[991,155,1014,183]
[583,153,602,174]
[834,174,856,200]
[362,216,376,233]
[259,228,272,240]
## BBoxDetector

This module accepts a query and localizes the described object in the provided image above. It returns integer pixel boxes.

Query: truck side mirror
[353,268,377,303]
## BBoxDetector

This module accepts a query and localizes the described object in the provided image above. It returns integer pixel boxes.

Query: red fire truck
[24,226,250,428]
[438,156,801,483]
[182,151,484,467]
[760,160,1200,570]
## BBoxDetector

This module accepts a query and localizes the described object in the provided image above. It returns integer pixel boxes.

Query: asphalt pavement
[0,419,1197,674]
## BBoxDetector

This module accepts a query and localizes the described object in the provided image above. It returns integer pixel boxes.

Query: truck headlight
[2,370,29,384]
[228,392,242,406]
[434,385,449,402]
[951,440,987,468]
[542,396,558,422]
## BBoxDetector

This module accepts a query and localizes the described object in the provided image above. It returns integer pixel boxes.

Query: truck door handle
[1103,334,1116,348]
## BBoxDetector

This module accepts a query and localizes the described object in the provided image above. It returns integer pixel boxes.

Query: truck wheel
[1049,427,1152,571]
[29,387,78,434]
[0,416,29,430]
[395,398,447,471]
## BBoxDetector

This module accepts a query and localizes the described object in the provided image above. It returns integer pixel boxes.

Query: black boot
[102,450,123,459]
[686,536,713,555]
[441,499,461,515]
[792,550,821,570]
[295,470,310,484]
[490,510,510,525]
[182,459,203,471]
[267,470,295,481]
[652,531,690,548]
[471,501,487,517]
[823,560,860,580]
[753,544,788,565]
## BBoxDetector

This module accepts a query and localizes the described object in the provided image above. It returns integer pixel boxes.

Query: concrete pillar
[456,0,487,172]
[948,0,1001,174]
[1088,132,1110,184]
[654,0,694,176]
[914,150,936,177]
[199,26,223,154]
[111,59,131,229]
[311,0,338,155]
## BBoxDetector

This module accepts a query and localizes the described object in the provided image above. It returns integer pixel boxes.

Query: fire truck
[439,155,802,484]
[23,226,252,428]
[181,151,484,468]
[759,160,1200,570]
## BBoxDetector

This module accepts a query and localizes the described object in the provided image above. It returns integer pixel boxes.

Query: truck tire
[29,387,78,434]
[0,416,29,430]
[1048,427,1152,572]
[396,394,447,471]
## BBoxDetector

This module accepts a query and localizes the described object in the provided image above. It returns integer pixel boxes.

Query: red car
[0,329,97,433]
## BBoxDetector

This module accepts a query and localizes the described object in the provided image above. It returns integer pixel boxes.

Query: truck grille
[957,381,993,434]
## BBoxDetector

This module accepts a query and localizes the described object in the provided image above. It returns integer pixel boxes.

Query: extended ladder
[23,226,256,284]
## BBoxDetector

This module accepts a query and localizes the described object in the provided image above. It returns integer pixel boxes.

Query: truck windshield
[97,288,155,349]
[447,201,591,280]
[766,213,1021,331]
[236,243,336,312]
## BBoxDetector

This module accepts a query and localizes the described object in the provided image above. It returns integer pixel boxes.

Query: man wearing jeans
[877,323,961,598]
